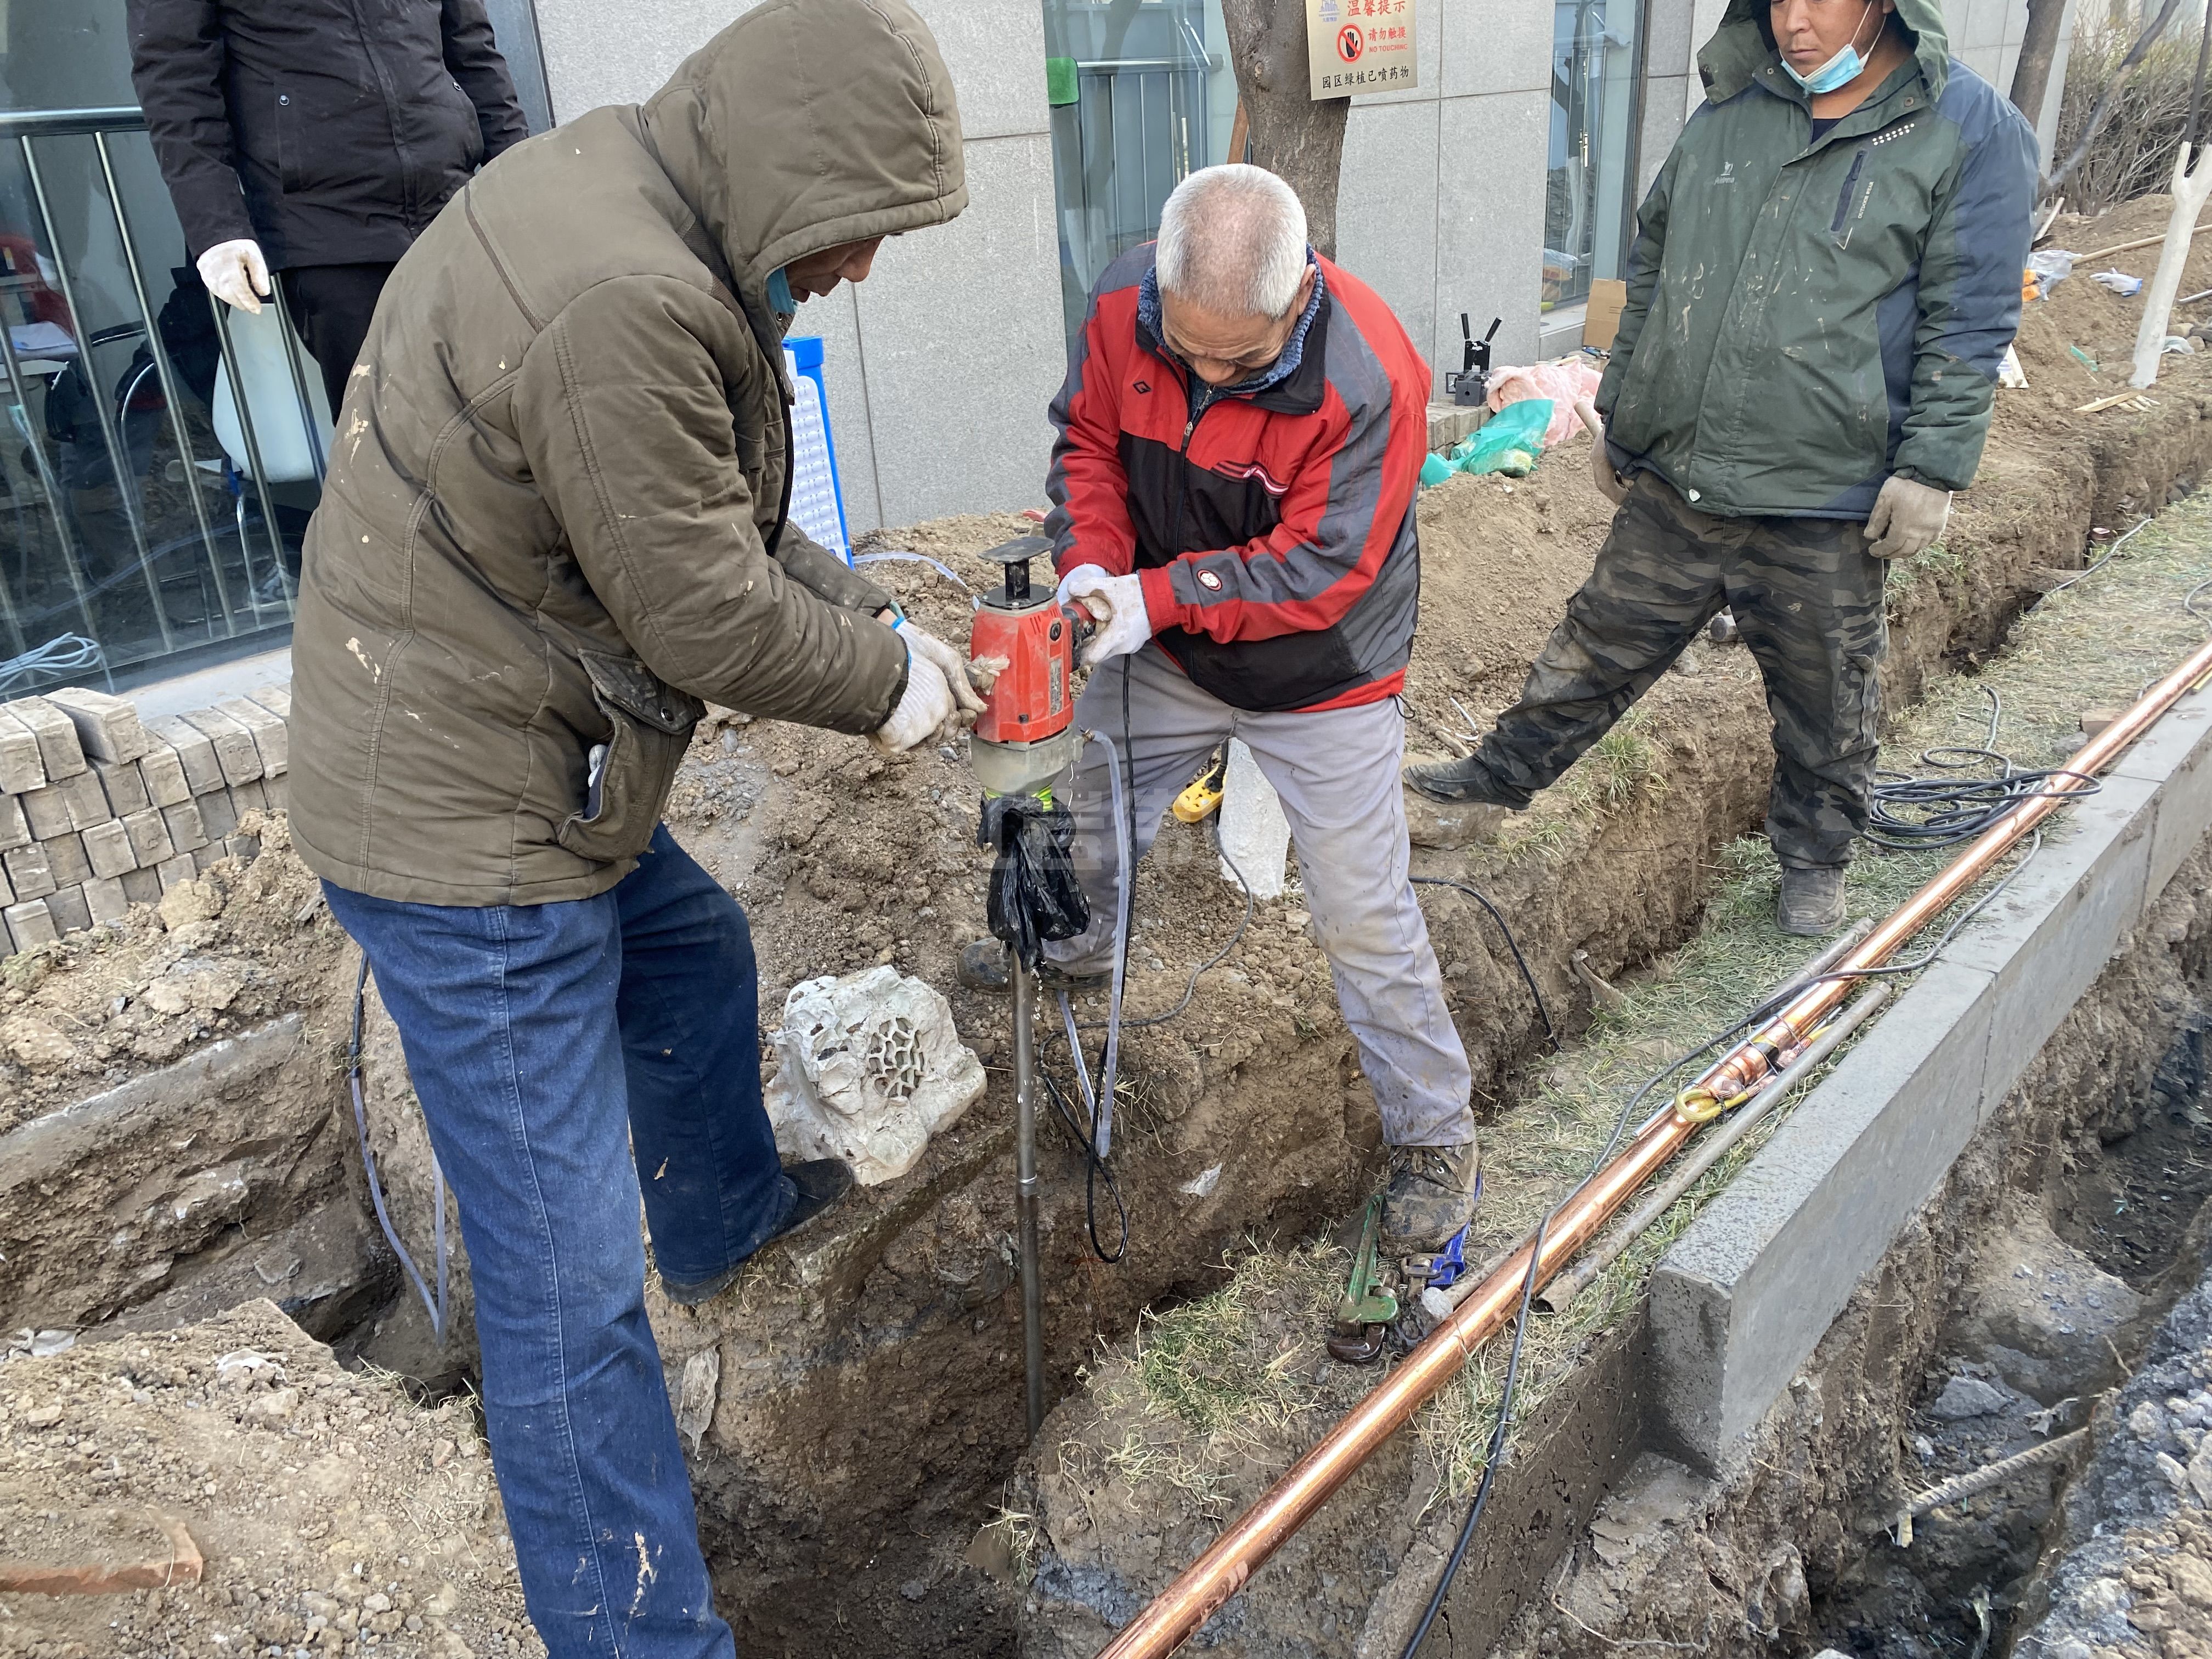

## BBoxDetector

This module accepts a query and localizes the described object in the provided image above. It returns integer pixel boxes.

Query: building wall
[529,0,1066,535]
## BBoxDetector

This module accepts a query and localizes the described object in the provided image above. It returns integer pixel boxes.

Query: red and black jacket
[1046,244,1430,713]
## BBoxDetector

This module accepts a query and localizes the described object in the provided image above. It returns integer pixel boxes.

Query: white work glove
[893,618,985,720]
[1864,475,1951,561]
[1056,563,1154,671]
[872,646,961,754]
[1577,399,1629,505]
[197,239,270,314]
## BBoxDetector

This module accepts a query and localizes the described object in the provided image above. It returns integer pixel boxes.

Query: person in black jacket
[127,0,529,415]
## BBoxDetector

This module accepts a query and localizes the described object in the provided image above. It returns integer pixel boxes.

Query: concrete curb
[1647,685,2212,1473]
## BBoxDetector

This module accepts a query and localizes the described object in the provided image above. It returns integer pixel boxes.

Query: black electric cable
[1037,1059,1130,1261]
[1409,876,1559,1052]
[1865,686,2098,851]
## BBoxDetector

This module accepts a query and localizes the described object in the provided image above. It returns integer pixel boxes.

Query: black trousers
[279,261,397,416]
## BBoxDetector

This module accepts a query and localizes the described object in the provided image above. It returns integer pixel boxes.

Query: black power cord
[1409,876,1558,1052]
[1866,686,2098,851]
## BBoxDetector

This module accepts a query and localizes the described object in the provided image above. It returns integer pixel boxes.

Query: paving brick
[190,843,223,874]
[0,710,43,794]
[0,794,28,853]
[0,861,10,905]
[43,883,90,934]
[80,820,135,881]
[18,785,70,841]
[43,685,152,763]
[119,808,174,867]
[3,843,54,900]
[178,708,263,786]
[40,833,89,888]
[4,697,85,779]
[262,772,288,814]
[83,874,127,923]
[223,833,260,863]
[217,696,287,776]
[161,799,210,854]
[146,718,224,795]
[195,787,239,841]
[155,854,197,891]
[229,777,269,817]
[245,682,291,721]
[56,766,109,830]
[93,758,150,817]
[136,745,192,809]
[120,866,161,906]
[4,898,57,952]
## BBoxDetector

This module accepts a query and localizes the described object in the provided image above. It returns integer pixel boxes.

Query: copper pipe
[1096,634,2212,1659]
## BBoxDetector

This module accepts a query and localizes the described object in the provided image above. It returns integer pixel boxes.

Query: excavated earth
[3,191,2212,1659]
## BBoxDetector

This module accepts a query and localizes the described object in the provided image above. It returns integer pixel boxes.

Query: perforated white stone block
[1217,739,1290,901]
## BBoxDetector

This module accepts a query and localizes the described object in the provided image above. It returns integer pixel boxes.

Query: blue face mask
[765,268,795,316]
[1782,0,1877,94]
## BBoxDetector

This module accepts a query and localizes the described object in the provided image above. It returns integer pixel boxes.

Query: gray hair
[1156,165,1308,319]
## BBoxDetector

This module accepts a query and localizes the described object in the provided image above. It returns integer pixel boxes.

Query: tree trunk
[1218,0,1350,257]
[2008,0,2068,131]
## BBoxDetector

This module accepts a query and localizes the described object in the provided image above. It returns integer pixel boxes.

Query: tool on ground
[1445,313,1500,408]
[1091,629,2212,1659]
[1326,1196,1399,1364]
[1172,747,1227,823]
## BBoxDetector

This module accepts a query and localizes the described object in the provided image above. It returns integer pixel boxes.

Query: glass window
[1547,0,1644,312]
[1042,0,1240,345]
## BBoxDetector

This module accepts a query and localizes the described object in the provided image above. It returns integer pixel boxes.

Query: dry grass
[2054,24,2208,214]
[1084,490,2212,1517]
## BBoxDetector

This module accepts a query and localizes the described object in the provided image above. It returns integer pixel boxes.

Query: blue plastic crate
[782,335,851,564]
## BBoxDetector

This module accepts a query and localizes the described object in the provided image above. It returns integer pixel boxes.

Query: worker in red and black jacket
[960,163,1478,1271]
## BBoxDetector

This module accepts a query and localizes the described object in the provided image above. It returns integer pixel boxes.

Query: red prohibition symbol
[1336,24,1363,61]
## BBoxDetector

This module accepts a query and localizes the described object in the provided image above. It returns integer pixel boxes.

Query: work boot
[659,1158,854,1306]
[955,938,1110,995]
[1777,865,1848,937]
[1402,755,1519,850]
[1379,1142,1482,1254]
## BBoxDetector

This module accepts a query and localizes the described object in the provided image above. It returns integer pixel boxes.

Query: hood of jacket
[637,0,966,318]
[1699,0,1948,105]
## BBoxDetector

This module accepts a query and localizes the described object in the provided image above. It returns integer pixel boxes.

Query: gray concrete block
[229,777,269,818]
[2111,685,2212,905]
[4,898,57,952]
[244,681,291,721]
[195,786,239,842]
[0,710,44,794]
[120,808,176,868]
[1941,774,2158,1114]
[0,793,26,853]
[223,833,261,864]
[161,799,210,854]
[93,758,150,818]
[146,718,224,795]
[136,744,193,809]
[217,696,288,776]
[1441,0,1552,97]
[262,772,289,814]
[4,697,86,780]
[155,855,198,891]
[56,766,109,830]
[3,843,54,901]
[179,707,264,786]
[83,875,128,924]
[16,785,69,842]
[0,861,10,906]
[80,820,136,881]
[190,843,224,874]
[43,685,152,763]
[120,866,161,906]
[43,883,90,935]
[41,833,89,889]
[1649,960,1999,1472]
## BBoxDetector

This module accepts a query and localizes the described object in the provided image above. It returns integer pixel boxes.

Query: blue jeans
[324,826,791,1659]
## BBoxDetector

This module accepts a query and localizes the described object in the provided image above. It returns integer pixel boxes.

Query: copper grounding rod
[1096,633,2212,1659]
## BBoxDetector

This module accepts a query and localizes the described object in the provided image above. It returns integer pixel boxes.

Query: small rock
[1926,1375,2011,1421]
[0,1014,73,1070]
[2133,1401,2169,1441]
[156,877,224,930]
[898,1578,929,1603]
[2157,1451,2191,1490]
[22,1404,63,1429]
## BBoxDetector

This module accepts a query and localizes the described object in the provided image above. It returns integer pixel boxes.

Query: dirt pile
[0,1299,537,1659]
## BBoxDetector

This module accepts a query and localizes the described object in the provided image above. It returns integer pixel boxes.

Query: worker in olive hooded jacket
[1409,0,2035,936]
[287,2,969,1652]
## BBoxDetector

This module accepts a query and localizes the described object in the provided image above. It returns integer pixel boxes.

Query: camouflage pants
[1472,473,1887,869]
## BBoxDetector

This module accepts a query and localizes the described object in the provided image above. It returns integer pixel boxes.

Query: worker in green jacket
[1408,0,2036,935]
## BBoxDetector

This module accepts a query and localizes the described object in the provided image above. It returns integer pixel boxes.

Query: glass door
[1546,0,1644,313]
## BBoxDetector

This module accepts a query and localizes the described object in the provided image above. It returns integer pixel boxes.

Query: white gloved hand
[1864,474,1951,561]
[197,239,270,314]
[1057,564,1154,670]
[1577,399,1628,505]
[872,646,961,754]
[893,618,985,720]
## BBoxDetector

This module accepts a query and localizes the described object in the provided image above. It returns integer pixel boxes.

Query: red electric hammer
[969,534,1091,798]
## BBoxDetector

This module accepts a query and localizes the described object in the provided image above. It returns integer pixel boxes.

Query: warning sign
[1307,0,1417,99]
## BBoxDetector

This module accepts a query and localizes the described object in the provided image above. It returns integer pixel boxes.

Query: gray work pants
[1045,645,1475,1148]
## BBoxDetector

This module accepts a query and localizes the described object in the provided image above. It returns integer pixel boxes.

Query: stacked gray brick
[0,681,292,953]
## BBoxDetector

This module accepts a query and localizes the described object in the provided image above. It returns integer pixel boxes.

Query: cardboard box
[1583,279,1628,351]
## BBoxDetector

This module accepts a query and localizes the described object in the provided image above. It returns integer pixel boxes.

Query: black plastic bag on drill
[978,794,1090,969]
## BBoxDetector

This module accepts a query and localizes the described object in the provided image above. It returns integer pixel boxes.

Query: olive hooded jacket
[1596,0,2037,518]
[290,0,966,906]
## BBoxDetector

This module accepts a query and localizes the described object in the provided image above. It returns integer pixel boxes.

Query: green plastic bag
[1449,399,1553,477]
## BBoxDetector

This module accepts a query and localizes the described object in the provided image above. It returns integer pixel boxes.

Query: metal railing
[0,105,321,692]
